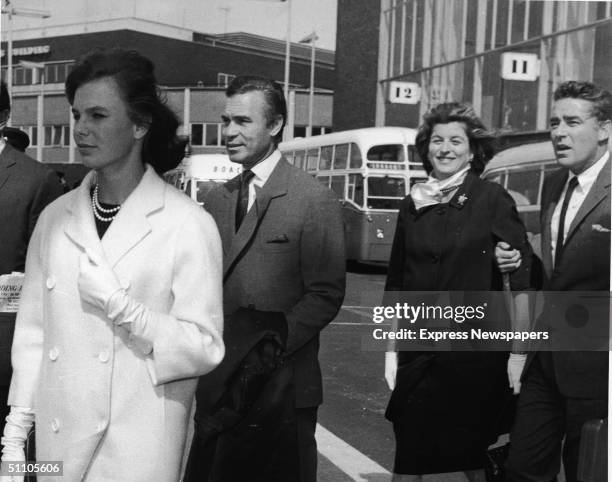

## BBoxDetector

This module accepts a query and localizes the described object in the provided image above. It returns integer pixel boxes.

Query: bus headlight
[376,229,384,239]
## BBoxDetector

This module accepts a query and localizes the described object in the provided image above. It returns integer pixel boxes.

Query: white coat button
[96,421,107,432]
[98,350,110,363]
[49,347,59,361]
[46,276,56,290]
[119,278,130,290]
[51,418,60,433]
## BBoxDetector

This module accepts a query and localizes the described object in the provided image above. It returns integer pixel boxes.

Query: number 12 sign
[389,81,421,104]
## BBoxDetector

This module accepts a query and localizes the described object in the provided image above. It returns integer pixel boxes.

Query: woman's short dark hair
[415,102,497,175]
[226,76,286,144]
[65,48,187,173]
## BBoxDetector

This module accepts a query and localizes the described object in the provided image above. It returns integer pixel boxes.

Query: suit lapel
[0,145,17,192]
[541,170,567,277]
[564,159,610,247]
[223,159,290,279]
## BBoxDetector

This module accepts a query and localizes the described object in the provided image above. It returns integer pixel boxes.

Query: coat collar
[223,158,290,279]
[64,164,165,267]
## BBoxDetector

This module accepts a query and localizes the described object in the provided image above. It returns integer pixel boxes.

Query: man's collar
[250,149,281,183]
[570,151,609,186]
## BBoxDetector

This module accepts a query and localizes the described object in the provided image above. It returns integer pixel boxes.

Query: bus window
[330,175,346,199]
[294,150,305,170]
[367,176,406,210]
[367,144,404,162]
[317,175,330,187]
[348,173,364,207]
[408,146,422,169]
[334,144,348,169]
[349,143,362,168]
[320,146,333,170]
[484,171,507,188]
[306,148,319,171]
[506,168,540,206]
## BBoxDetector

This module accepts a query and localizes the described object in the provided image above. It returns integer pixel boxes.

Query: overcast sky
[6,0,338,50]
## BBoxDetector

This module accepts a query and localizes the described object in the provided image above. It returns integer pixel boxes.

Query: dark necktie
[554,176,579,267]
[235,170,255,231]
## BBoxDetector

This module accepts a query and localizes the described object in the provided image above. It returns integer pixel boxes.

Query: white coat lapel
[101,165,164,267]
[63,169,105,258]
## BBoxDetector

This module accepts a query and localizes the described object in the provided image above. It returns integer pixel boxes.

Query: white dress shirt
[550,151,609,263]
[245,149,282,211]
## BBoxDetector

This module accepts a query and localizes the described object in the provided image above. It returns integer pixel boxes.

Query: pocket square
[592,224,611,233]
[267,234,289,243]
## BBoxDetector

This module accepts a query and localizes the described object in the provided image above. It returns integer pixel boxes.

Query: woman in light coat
[1,49,225,481]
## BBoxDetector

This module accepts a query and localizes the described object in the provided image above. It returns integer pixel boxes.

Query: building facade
[1,19,335,163]
[335,0,612,133]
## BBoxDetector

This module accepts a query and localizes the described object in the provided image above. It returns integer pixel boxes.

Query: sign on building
[501,53,540,81]
[389,81,421,104]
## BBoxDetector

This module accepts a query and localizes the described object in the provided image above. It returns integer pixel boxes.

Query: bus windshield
[367,176,407,210]
[367,144,405,162]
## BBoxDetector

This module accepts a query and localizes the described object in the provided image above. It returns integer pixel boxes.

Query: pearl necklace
[92,184,121,222]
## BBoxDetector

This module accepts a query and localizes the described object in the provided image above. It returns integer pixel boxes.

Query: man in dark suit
[187,76,345,481]
[0,81,63,430]
[498,80,611,482]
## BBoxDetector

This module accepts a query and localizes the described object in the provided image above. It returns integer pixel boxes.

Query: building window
[293,126,331,138]
[217,73,235,87]
[43,125,69,147]
[191,123,224,146]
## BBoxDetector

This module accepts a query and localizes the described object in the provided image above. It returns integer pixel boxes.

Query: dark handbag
[485,442,509,482]
[385,354,435,422]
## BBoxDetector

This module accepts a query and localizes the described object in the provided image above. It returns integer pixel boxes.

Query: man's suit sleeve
[285,189,346,354]
[28,168,63,240]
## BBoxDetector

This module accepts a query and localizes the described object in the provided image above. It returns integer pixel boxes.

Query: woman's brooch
[457,193,468,206]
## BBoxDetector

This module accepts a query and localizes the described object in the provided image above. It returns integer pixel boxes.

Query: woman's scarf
[410,165,470,210]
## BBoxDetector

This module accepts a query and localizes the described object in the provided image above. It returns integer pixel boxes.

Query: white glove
[1,406,34,482]
[385,352,398,390]
[106,290,149,336]
[507,353,527,395]
[495,241,522,273]
[78,248,122,312]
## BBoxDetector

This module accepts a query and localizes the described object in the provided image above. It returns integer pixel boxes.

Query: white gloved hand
[0,406,34,482]
[385,352,398,390]
[78,248,122,312]
[507,353,527,395]
[495,241,522,273]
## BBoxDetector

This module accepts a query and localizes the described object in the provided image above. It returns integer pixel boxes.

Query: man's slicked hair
[226,76,287,144]
[553,81,612,123]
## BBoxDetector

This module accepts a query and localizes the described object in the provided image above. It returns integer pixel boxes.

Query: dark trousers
[507,352,607,482]
[295,407,318,482]
[0,385,9,435]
